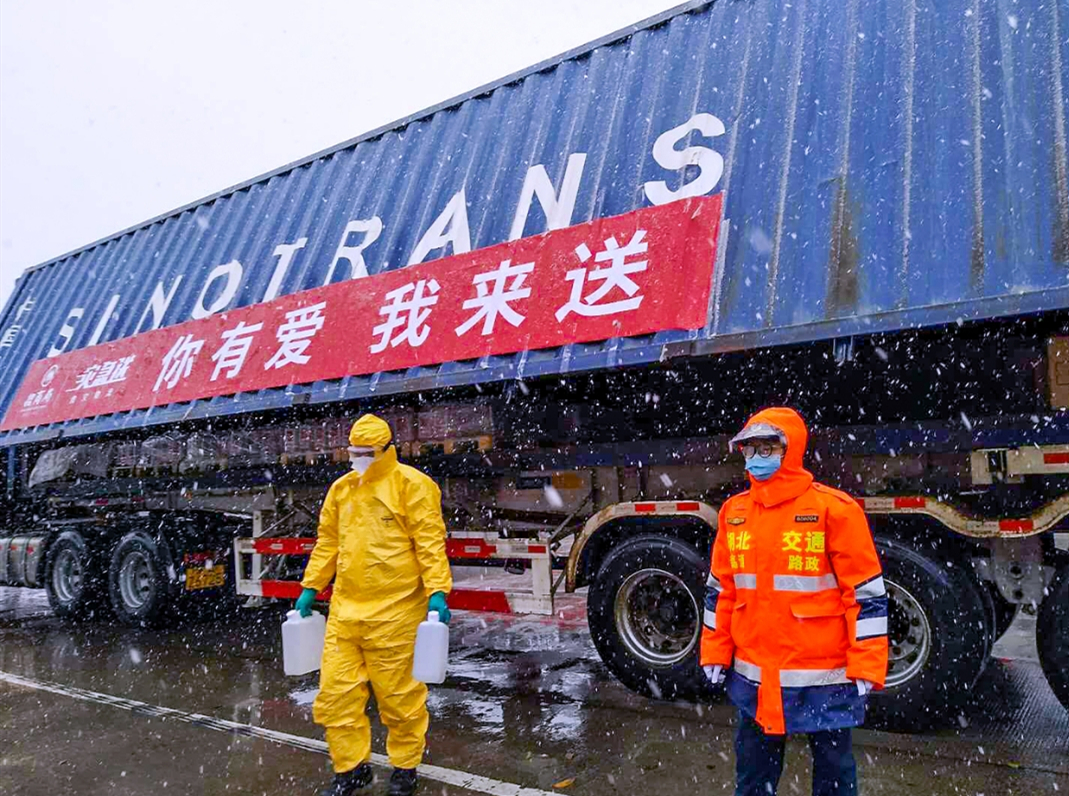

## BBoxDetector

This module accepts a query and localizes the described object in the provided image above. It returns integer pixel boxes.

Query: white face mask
[349,455,374,474]
[349,451,375,474]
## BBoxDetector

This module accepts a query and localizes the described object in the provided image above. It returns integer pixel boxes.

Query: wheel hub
[614,568,699,667]
[52,549,83,604]
[885,579,932,688]
[118,550,154,611]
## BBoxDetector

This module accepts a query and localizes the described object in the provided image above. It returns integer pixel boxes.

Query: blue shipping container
[0,0,1066,446]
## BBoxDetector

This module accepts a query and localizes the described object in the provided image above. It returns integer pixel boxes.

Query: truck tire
[866,536,989,730]
[985,582,1018,642]
[1037,565,1069,711]
[588,535,713,701]
[44,531,110,621]
[107,533,173,627]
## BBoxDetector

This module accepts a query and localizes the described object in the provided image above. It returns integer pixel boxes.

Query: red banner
[1,196,722,431]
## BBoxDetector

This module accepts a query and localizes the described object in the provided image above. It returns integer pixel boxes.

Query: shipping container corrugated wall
[1,0,1066,445]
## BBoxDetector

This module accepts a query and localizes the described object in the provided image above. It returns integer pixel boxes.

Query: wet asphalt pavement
[1,578,1067,796]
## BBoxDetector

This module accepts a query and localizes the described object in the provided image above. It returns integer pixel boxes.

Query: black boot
[318,762,373,796]
[388,767,419,796]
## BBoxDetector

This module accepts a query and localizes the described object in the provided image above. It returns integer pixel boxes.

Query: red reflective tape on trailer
[634,503,657,513]
[894,497,927,509]
[446,539,498,559]
[252,538,317,555]
[1044,453,1069,465]
[527,545,547,554]
[259,581,332,600]
[676,502,701,511]
[448,589,513,613]
[999,519,1034,533]
[259,581,301,599]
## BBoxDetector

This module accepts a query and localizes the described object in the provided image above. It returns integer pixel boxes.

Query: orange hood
[738,407,814,507]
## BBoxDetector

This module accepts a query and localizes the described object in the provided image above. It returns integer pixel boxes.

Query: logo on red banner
[1,196,722,431]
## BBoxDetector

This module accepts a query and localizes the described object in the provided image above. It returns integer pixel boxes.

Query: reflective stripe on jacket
[700,407,889,735]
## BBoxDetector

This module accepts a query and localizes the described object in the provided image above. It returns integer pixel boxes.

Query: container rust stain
[825,180,861,318]
[1053,142,1069,266]
[971,214,986,293]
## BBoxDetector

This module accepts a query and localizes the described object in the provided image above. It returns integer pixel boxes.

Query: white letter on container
[643,113,726,206]
[325,218,382,284]
[88,294,121,347]
[47,308,85,357]
[192,260,243,319]
[137,277,184,333]
[407,190,471,266]
[264,238,308,301]
[509,153,587,240]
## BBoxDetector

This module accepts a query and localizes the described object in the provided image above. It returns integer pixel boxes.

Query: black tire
[866,537,989,731]
[107,533,173,627]
[588,535,713,701]
[44,531,110,621]
[986,582,1018,643]
[1037,565,1069,711]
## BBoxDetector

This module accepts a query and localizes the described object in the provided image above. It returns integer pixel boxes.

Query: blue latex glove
[428,591,451,624]
[295,587,317,617]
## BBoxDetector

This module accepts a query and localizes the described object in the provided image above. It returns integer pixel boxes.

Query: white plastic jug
[411,611,449,684]
[282,609,326,676]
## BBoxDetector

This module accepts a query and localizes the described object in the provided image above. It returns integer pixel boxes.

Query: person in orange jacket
[700,407,888,796]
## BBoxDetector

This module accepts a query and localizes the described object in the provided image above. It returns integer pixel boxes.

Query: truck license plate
[185,566,225,591]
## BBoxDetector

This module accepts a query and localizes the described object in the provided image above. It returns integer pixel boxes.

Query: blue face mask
[745,453,782,481]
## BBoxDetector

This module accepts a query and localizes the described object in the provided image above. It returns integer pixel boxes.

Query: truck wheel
[866,537,989,730]
[108,533,172,627]
[44,531,109,621]
[1037,565,1069,711]
[588,535,712,701]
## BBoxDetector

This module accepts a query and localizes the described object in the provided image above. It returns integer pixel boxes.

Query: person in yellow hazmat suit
[295,414,452,796]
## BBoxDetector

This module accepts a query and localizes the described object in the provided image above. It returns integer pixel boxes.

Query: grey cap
[729,422,787,449]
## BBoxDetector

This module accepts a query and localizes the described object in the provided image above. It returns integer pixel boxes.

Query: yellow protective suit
[301,414,452,772]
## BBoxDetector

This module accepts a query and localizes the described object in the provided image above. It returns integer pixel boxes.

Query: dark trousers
[735,712,858,796]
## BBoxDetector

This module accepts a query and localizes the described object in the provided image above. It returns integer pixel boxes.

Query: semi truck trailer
[0,0,1066,731]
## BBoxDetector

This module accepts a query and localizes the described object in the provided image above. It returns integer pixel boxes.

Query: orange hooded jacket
[700,408,888,735]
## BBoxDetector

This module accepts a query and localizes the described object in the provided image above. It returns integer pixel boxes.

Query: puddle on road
[289,686,318,706]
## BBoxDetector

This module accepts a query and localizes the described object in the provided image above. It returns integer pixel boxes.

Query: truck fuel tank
[0,536,47,587]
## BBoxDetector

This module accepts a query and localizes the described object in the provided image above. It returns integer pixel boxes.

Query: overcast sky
[0,0,675,312]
